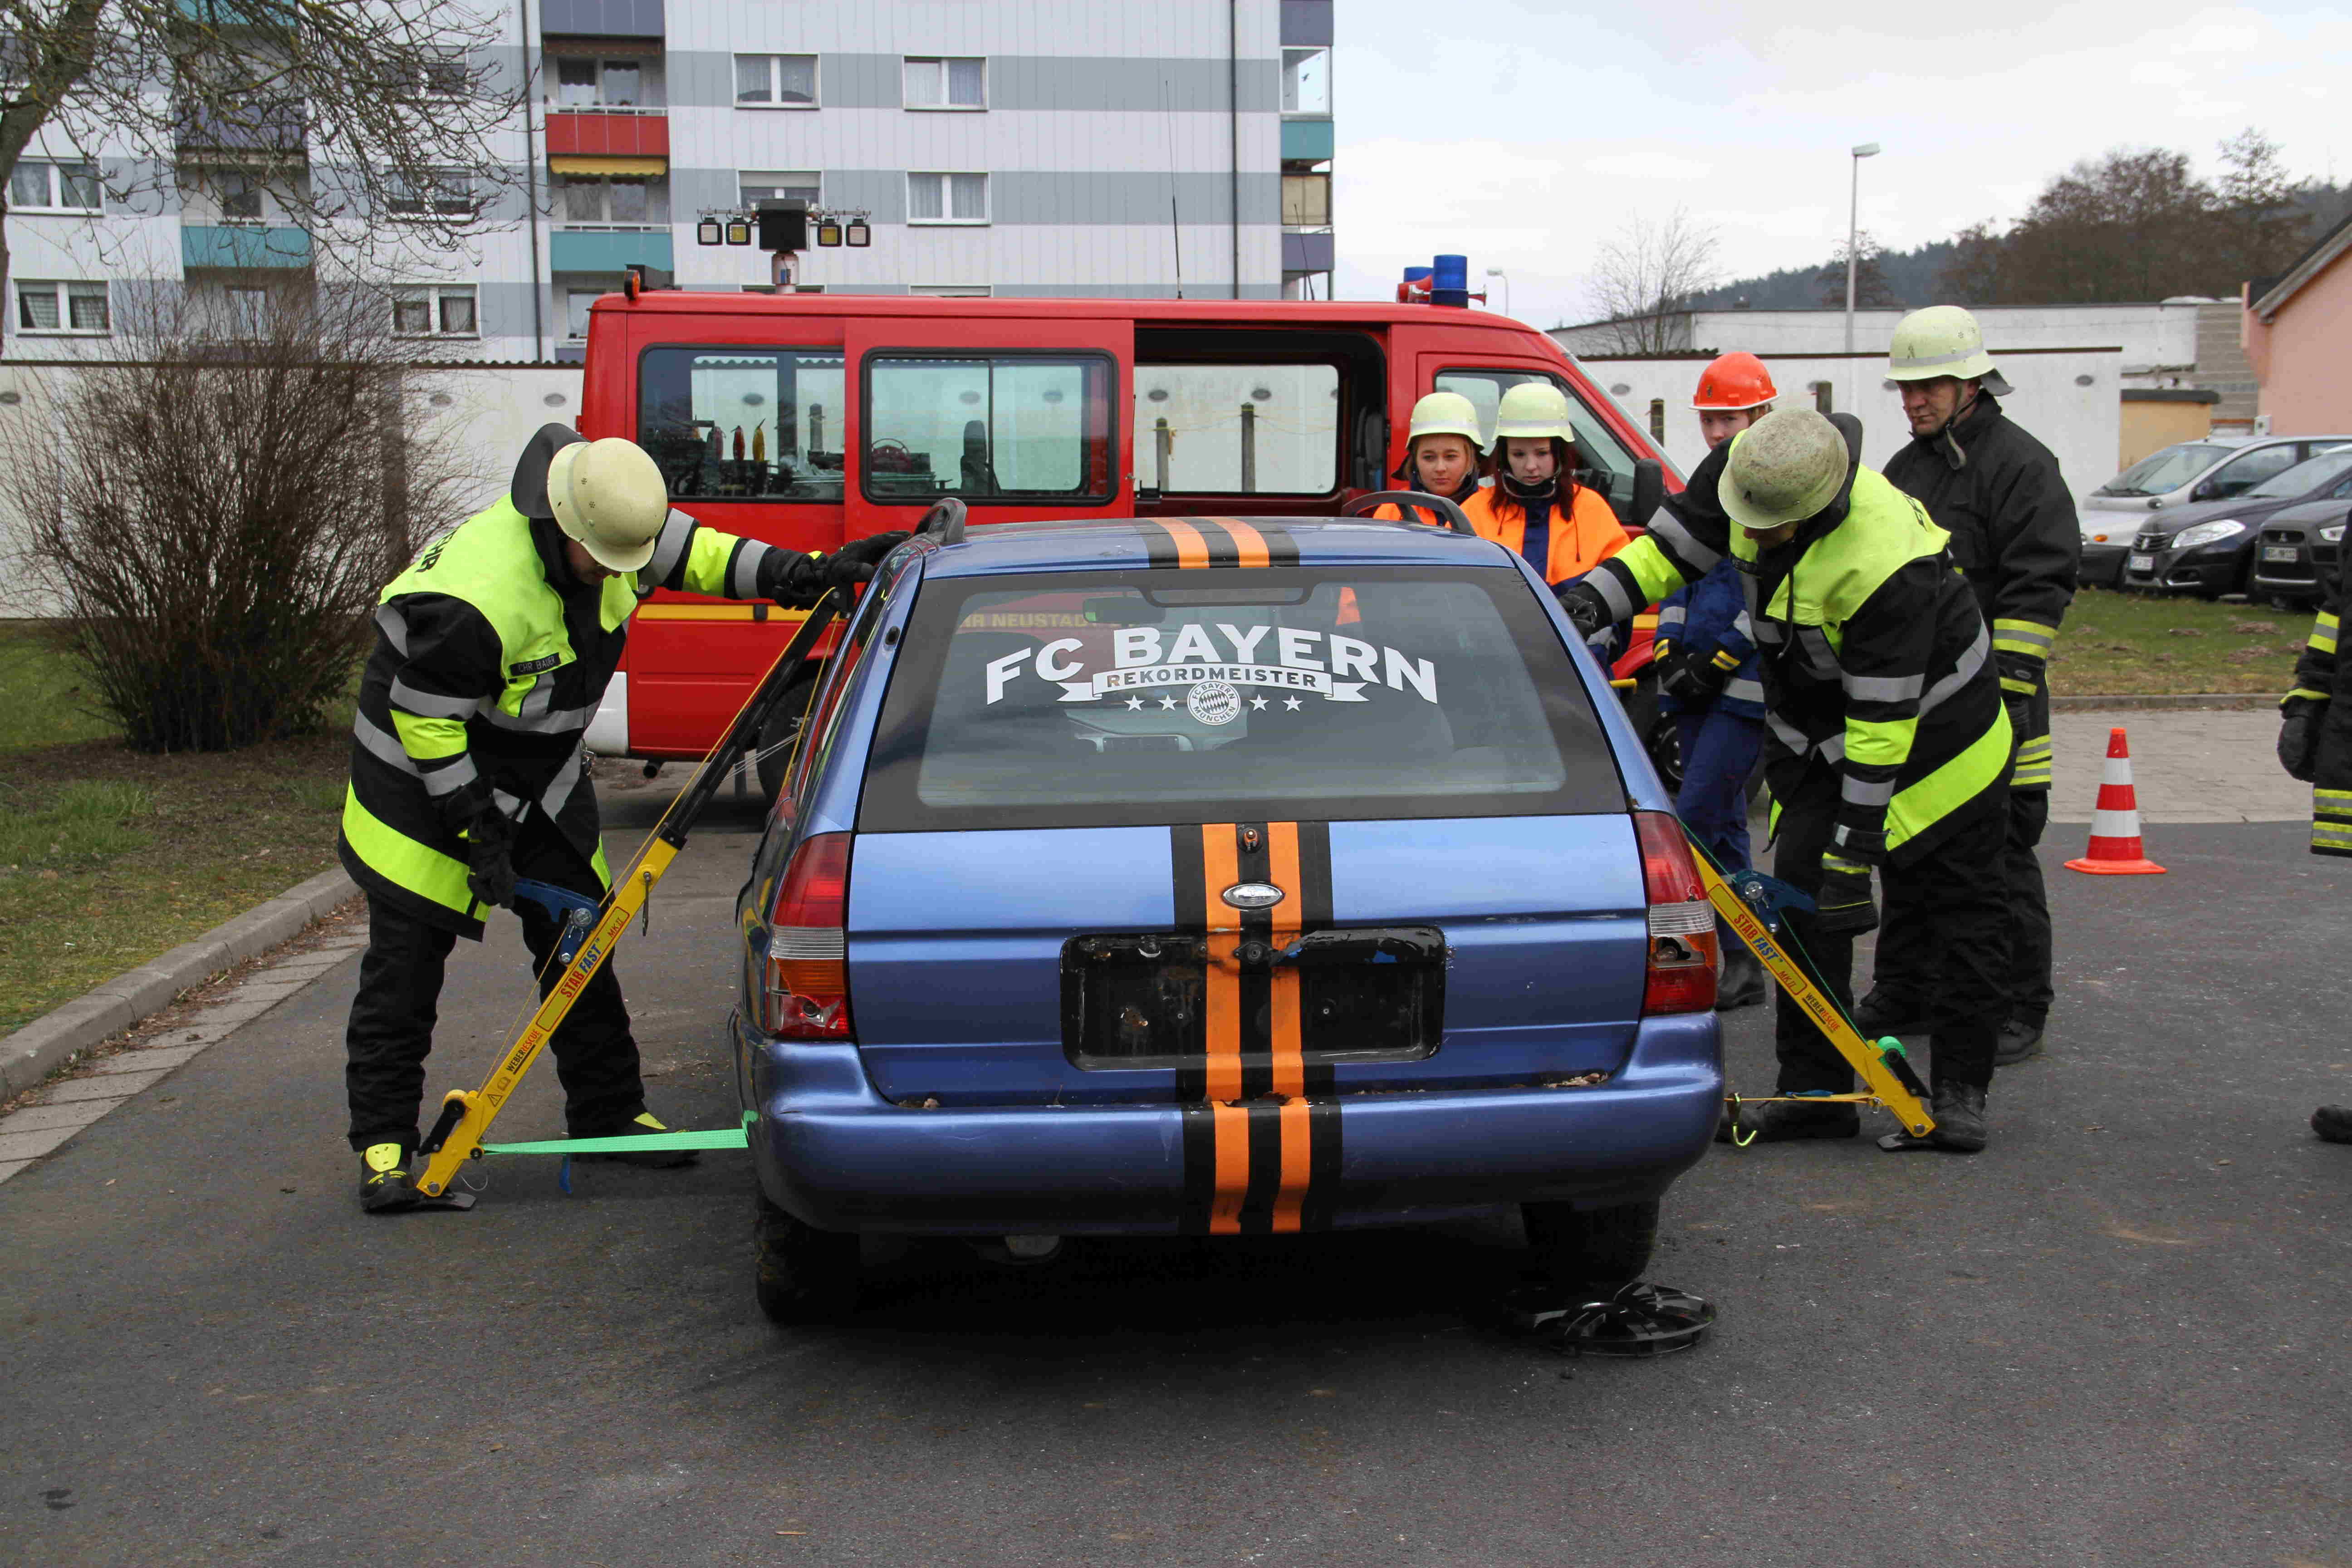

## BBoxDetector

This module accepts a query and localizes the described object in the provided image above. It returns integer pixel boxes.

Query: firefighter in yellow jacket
[340,426,903,1211]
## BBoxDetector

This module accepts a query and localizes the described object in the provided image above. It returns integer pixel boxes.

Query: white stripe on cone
[2089,808,2141,839]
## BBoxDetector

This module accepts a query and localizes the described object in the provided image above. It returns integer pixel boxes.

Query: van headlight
[2170,519,2244,549]
[2322,524,2346,544]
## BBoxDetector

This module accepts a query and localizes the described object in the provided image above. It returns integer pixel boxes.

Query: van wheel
[752,666,822,802]
[1522,1198,1660,1291]
[754,1190,861,1323]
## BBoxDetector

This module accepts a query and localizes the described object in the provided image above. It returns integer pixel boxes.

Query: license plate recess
[1061,926,1445,1072]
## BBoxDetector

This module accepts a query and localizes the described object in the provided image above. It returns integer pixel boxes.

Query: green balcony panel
[549,230,674,273]
[181,225,313,270]
[1280,118,1333,164]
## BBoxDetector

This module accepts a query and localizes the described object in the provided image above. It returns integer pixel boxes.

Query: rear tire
[754,1189,861,1323]
[1522,1198,1660,1291]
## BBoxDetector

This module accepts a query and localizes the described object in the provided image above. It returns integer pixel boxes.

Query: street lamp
[1845,142,1881,355]
[1485,266,1509,318]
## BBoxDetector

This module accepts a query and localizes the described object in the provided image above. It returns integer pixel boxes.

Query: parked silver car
[2082,435,2352,587]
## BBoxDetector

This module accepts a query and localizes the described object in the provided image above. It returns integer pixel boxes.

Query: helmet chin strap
[1501,467,1557,500]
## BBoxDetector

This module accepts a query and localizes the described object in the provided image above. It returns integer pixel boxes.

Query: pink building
[2244,211,2352,433]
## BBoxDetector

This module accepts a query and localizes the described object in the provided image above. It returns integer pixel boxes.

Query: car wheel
[1646,706,1684,794]
[1521,1197,1660,1290]
[752,665,823,802]
[753,1189,861,1323]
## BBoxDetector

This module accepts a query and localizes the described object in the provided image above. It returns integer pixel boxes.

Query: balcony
[549,229,671,272]
[175,98,307,157]
[1280,118,1333,164]
[181,225,313,270]
[540,0,663,37]
[545,107,668,164]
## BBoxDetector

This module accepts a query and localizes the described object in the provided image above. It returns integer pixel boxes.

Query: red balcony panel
[545,111,669,158]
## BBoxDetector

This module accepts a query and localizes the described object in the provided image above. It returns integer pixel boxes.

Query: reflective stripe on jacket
[1882,395,2078,790]
[2288,555,2352,855]
[338,496,781,937]
[1578,441,2009,867]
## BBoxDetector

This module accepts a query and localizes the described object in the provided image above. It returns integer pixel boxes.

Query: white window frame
[906,171,988,226]
[551,54,650,109]
[555,173,662,230]
[734,53,818,109]
[391,284,480,340]
[10,159,102,213]
[1280,46,1330,116]
[739,170,821,208]
[387,171,475,220]
[14,279,110,336]
[902,55,985,111]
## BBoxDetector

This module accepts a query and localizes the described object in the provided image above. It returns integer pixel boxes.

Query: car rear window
[857,565,1623,832]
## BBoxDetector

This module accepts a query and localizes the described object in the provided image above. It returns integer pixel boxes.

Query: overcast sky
[1330,2,2352,327]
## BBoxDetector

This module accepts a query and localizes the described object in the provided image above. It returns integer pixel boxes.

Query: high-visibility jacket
[1882,394,2078,791]
[1576,441,2010,867]
[1463,482,1628,583]
[338,497,791,938]
[2287,566,2352,857]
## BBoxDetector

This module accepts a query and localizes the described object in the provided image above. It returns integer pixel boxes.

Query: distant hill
[1690,183,2352,311]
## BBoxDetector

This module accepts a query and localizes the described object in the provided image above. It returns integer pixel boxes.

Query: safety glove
[1812,851,1877,937]
[823,531,912,593]
[2279,696,2326,784]
[1658,647,1730,706]
[1555,579,1614,642]
[463,808,518,911]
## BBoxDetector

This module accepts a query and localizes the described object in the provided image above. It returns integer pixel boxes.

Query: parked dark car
[2250,500,2351,608]
[2121,446,2352,598]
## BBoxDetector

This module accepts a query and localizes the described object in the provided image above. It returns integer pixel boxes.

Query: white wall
[1572,349,2124,505]
[1558,302,2210,378]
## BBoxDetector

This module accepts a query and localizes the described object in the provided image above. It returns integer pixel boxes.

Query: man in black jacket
[2277,569,2352,1144]
[1858,307,2080,1068]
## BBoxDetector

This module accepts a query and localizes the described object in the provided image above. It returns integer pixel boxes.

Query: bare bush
[3,288,472,751]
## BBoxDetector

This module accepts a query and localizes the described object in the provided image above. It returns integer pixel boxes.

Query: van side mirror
[1629,459,1664,527]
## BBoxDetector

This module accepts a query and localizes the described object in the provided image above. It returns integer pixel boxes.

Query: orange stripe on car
[1158,517,1214,569]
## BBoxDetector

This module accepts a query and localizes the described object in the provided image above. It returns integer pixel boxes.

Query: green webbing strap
[480,1128,750,1156]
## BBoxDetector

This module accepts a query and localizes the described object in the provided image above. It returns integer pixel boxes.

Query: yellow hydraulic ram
[1691,853,1936,1140]
[410,590,845,1201]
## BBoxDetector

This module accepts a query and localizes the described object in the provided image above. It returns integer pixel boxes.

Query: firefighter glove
[1557,580,1612,642]
[2280,696,2325,783]
[464,810,517,911]
[1659,647,1730,705]
[822,531,912,593]
[1813,853,1877,937]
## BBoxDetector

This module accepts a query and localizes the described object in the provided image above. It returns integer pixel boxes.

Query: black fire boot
[1722,1097,1860,1144]
[573,1110,702,1169]
[358,1142,421,1213]
[1994,1018,2045,1067]
[2313,1106,2352,1145]
[1879,1082,1989,1154]
[1715,942,1768,1010]
[1854,987,1927,1038]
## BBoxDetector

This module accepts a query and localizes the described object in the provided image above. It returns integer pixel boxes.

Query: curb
[0,867,358,1098]
[2052,693,2275,712]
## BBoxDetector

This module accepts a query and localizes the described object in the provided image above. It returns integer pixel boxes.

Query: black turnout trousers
[1769,769,2009,1093]
[1872,787,2053,1029]
[343,813,644,1152]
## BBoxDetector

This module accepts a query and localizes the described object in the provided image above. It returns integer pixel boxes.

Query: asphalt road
[3,779,2348,1567]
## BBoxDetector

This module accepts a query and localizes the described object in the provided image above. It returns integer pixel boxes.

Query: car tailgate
[848,814,1646,1106]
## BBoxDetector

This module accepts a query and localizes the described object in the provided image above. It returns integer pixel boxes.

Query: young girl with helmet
[1460,381,1628,583]
[1372,391,1486,521]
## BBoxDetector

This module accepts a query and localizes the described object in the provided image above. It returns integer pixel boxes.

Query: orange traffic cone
[2065,725,2166,875]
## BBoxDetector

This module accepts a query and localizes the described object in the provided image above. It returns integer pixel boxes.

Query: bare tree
[1813,230,1900,309]
[1582,209,1720,354]
[2,284,474,750]
[0,0,525,302]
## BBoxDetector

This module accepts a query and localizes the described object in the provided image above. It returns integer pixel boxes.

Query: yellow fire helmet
[546,437,667,573]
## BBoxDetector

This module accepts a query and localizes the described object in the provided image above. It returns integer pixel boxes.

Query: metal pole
[1844,153,1860,356]
[519,0,544,361]
[1155,416,1172,492]
[1240,402,1256,492]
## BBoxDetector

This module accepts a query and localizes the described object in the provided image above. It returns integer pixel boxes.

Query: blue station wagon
[732,505,1724,1320]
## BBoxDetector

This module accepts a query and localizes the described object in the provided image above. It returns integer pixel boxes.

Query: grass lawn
[2049,586,2313,697]
[1,624,354,1036]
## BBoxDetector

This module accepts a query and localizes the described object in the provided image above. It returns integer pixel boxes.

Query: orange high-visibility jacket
[1462,483,1629,583]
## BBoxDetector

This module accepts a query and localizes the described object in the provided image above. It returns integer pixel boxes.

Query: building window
[9,160,100,212]
[735,54,817,108]
[559,175,659,226]
[392,284,478,338]
[1281,47,1330,114]
[555,56,642,107]
[740,171,820,208]
[904,56,984,110]
[216,171,265,223]
[910,284,991,297]
[387,172,475,219]
[15,280,109,334]
[907,172,986,225]
[565,287,607,339]
[227,287,270,338]
[416,50,469,97]
[1280,172,1329,227]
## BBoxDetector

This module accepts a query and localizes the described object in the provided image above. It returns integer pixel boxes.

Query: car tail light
[1635,811,1717,1014]
[762,831,853,1039]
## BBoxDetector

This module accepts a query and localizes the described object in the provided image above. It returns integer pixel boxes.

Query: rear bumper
[735,1010,1722,1235]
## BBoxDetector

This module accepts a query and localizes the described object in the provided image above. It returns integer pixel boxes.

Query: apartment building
[2,0,1338,364]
